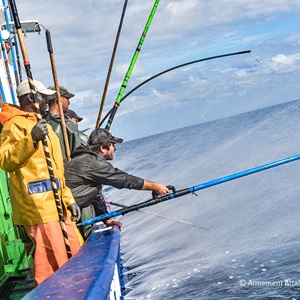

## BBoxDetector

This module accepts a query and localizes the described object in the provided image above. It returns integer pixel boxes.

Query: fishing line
[105,199,210,230]
[249,52,262,65]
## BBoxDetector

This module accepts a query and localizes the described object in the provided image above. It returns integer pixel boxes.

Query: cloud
[6,0,300,140]
[167,0,198,18]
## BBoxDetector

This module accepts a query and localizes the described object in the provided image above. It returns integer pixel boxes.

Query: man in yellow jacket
[0,80,81,285]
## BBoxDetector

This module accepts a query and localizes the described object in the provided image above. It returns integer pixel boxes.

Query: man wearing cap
[46,85,87,163]
[65,128,170,239]
[65,109,88,145]
[65,109,83,124]
[0,80,81,285]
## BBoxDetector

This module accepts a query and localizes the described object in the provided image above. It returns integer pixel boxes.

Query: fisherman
[65,109,83,124]
[0,80,81,285]
[4,38,15,53]
[65,109,88,145]
[1,29,15,53]
[64,128,170,239]
[46,85,86,162]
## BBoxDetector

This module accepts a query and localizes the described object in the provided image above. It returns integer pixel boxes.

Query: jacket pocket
[28,178,60,194]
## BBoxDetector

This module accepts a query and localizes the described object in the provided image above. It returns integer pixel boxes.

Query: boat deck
[0,267,34,300]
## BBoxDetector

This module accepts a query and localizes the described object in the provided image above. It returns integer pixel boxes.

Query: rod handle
[46,29,53,54]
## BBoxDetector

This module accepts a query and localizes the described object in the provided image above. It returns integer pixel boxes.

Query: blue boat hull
[23,223,123,300]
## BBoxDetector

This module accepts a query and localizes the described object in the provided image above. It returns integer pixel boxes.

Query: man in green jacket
[46,85,86,162]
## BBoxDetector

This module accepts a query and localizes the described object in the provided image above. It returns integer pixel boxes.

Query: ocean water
[105,99,300,299]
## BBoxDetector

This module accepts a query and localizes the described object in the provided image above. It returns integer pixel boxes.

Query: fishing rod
[99,50,251,127]
[95,0,128,128]
[44,26,71,161]
[2,0,19,86]
[0,79,6,103]
[8,0,72,259]
[0,29,17,104]
[105,0,160,131]
[12,34,21,82]
[0,48,7,103]
[80,152,300,227]
[8,5,22,82]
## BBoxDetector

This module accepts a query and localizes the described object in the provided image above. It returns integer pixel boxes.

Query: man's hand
[142,180,170,196]
[31,119,49,143]
[105,219,122,231]
[152,183,170,196]
[67,203,81,222]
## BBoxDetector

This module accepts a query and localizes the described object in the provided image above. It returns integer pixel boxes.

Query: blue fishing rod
[0,29,16,104]
[0,47,7,103]
[80,153,300,227]
[0,79,6,103]
[2,0,19,86]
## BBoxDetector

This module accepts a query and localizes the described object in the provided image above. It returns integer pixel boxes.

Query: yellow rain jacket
[0,103,76,225]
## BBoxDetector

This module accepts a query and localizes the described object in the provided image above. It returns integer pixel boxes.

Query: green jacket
[46,113,87,163]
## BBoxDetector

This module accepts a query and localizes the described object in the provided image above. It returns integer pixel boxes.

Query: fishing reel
[151,185,176,199]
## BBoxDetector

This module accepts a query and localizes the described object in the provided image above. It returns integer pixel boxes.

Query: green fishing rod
[95,0,128,128]
[105,0,160,130]
[9,0,73,259]
[80,152,300,227]
[99,50,251,127]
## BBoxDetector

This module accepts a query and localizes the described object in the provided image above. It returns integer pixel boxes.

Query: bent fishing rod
[99,50,251,127]
[80,152,300,227]
[9,0,72,259]
[105,0,160,131]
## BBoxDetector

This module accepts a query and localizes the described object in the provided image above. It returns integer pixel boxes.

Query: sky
[3,0,300,141]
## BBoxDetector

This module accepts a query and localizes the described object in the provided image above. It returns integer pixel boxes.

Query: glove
[31,119,49,143]
[67,203,81,222]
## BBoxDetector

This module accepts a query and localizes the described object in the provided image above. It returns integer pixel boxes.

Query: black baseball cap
[65,109,83,122]
[88,128,123,145]
[47,85,75,100]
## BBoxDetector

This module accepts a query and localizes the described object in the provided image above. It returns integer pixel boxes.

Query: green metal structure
[0,168,34,299]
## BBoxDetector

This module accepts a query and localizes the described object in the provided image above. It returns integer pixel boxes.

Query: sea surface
[105,99,300,299]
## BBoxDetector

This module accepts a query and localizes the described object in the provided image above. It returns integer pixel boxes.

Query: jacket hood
[0,103,37,125]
